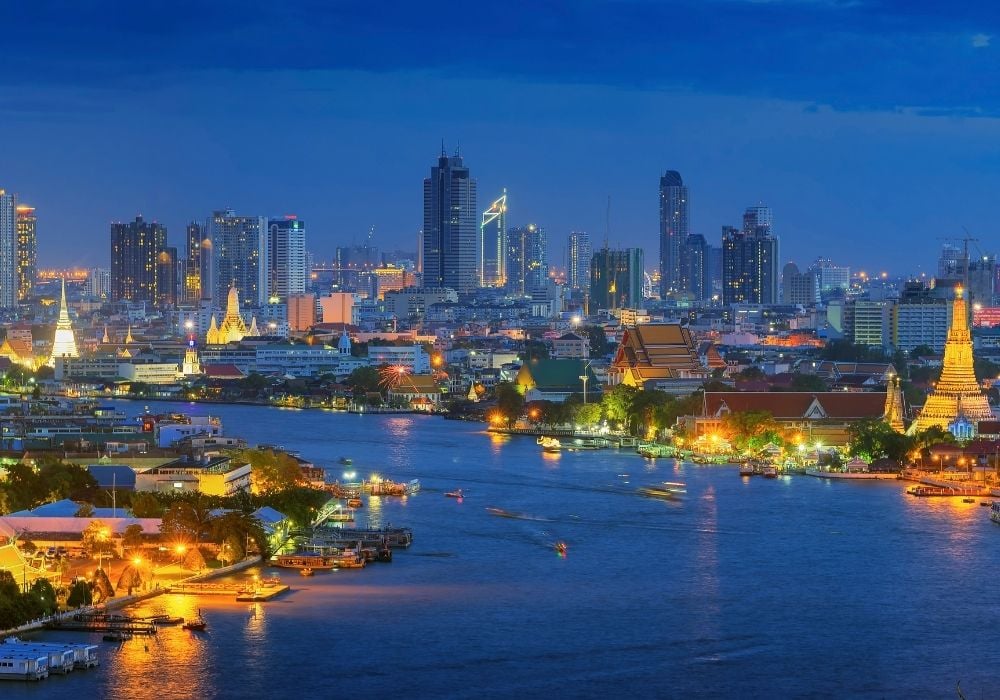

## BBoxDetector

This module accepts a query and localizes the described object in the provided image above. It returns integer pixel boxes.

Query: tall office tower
[0,190,15,308]
[110,215,167,303]
[480,190,507,287]
[781,262,819,305]
[15,204,36,301]
[86,268,111,299]
[185,222,204,301]
[742,204,773,237]
[267,216,307,301]
[207,209,267,307]
[658,170,689,298]
[156,247,179,308]
[707,245,723,299]
[810,257,851,294]
[590,248,645,310]
[506,224,547,295]
[422,148,477,293]
[722,218,779,306]
[679,233,709,300]
[567,231,591,291]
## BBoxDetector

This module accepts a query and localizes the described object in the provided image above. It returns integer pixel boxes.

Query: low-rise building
[134,456,252,496]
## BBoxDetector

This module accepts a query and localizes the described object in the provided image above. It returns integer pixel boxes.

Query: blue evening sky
[3,0,1000,273]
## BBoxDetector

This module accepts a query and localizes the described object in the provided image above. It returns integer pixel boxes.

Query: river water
[6,400,1000,698]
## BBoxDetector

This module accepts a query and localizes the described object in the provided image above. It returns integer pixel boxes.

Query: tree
[494,382,524,428]
[122,523,144,553]
[130,491,165,518]
[582,325,612,357]
[789,373,828,392]
[575,402,603,426]
[27,579,57,616]
[602,385,638,428]
[521,340,549,362]
[820,339,886,362]
[82,520,114,558]
[67,579,93,608]
[236,449,304,494]
[722,410,783,451]
[210,510,268,560]
[345,366,381,395]
[848,419,910,462]
[74,503,95,517]
[160,499,214,543]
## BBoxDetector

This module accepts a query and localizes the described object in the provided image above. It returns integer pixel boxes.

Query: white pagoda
[47,278,79,367]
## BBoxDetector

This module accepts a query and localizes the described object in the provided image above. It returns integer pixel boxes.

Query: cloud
[972,33,992,48]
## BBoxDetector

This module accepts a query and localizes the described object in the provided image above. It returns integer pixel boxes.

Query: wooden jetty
[45,612,157,636]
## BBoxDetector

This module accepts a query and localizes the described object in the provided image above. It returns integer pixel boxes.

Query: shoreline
[0,555,262,638]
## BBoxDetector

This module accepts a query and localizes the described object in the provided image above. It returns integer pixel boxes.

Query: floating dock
[44,612,157,636]
[168,580,289,601]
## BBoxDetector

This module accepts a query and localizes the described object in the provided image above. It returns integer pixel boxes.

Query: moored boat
[182,611,207,631]
[762,466,778,478]
[991,502,1000,524]
[539,436,562,452]
[273,554,338,570]
[445,489,463,498]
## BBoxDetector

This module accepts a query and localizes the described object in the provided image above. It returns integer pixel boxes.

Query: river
[6,399,999,698]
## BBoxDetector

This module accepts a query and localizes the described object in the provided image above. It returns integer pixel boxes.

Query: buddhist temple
[913,287,993,434]
[608,323,705,388]
[206,286,250,345]
[47,278,79,367]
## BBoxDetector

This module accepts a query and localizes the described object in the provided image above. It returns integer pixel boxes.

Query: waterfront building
[387,374,443,411]
[47,279,79,367]
[367,344,431,373]
[781,262,819,305]
[515,358,600,403]
[206,287,251,345]
[722,212,779,306]
[422,149,477,293]
[267,216,307,301]
[253,343,344,377]
[480,190,507,287]
[659,170,689,297]
[182,338,201,376]
[914,287,993,434]
[118,360,182,384]
[0,189,16,308]
[607,323,703,389]
[134,456,251,496]
[590,248,644,310]
[110,215,168,303]
[207,209,268,307]
[15,204,36,301]
[567,231,591,292]
[506,224,547,296]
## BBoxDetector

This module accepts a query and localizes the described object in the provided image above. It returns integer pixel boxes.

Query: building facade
[722,214,779,306]
[207,209,267,307]
[480,189,507,288]
[0,190,16,308]
[590,248,644,310]
[422,150,477,294]
[679,233,709,301]
[567,231,591,292]
[658,170,689,297]
[15,204,36,301]
[110,215,168,304]
[781,262,819,305]
[266,216,307,302]
[507,224,547,296]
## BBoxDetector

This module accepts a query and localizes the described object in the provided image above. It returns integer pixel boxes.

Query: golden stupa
[913,286,993,433]
[206,286,249,345]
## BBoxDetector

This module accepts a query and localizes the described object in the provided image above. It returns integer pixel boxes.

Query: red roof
[703,392,886,420]
[202,363,246,379]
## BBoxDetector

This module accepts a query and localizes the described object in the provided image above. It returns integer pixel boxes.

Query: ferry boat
[273,554,338,570]
[738,464,755,477]
[638,482,686,499]
[445,489,464,498]
[346,497,363,508]
[762,466,778,479]
[991,502,1000,524]
[908,485,991,497]
[331,549,367,569]
[182,610,207,631]
[804,468,897,480]
[339,457,353,465]
[538,436,562,453]
[0,651,48,681]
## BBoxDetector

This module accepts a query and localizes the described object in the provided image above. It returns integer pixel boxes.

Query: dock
[167,579,290,601]
[45,612,157,636]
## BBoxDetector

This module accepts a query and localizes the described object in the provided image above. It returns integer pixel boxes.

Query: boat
[182,611,207,631]
[347,497,363,508]
[149,615,184,626]
[963,497,976,503]
[445,489,464,498]
[300,567,314,577]
[981,501,991,507]
[738,465,755,477]
[405,479,421,494]
[762,466,778,479]
[539,436,562,453]
[273,554,338,570]
[554,541,568,556]
[992,502,1000,524]
[339,457,353,465]
[638,481,686,500]
[804,468,897,480]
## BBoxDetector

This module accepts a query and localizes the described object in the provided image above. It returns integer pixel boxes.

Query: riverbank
[0,555,262,638]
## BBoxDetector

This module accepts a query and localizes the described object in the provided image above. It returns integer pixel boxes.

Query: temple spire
[47,277,79,366]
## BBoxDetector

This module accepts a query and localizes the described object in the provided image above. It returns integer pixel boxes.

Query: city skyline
[3,3,1000,273]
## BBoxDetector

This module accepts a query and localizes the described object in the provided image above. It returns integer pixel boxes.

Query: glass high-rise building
[507,224,547,296]
[480,190,507,287]
[267,216,307,301]
[15,204,36,302]
[679,233,709,300]
[567,231,591,291]
[722,207,779,305]
[659,170,689,298]
[110,215,168,303]
[422,149,477,293]
[0,190,15,308]
[185,222,206,302]
[590,248,644,310]
[207,209,267,307]
[156,246,179,308]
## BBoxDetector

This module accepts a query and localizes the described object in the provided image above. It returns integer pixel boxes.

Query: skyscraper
[422,149,477,293]
[0,190,15,308]
[480,189,507,287]
[110,215,167,303]
[722,208,779,306]
[207,209,267,307]
[267,216,307,301]
[185,221,204,301]
[156,247,179,308]
[507,224,547,295]
[567,231,591,291]
[679,233,709,300]
[659,170,689,298]
[15,204,36,301]
[590,248,644,310]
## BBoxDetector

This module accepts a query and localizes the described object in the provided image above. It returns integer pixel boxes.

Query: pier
[45,612,157,636]
[168,579,289,601]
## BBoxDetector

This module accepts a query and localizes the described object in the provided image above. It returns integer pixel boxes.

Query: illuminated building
[86,268,111,300]
[914,287,993,434]
[267,216,307,301]
[185,222,204,301]
[422,147,477,293]
[15,204,36,301]
[156,247,178,308]
[679,234,710,301]
[590,248,644,310]
[373,265,409,300]
[480,190,507,287]
[567,231,591,292]
[721,208,779,305]
[0,189,15,308]
[110,215,167,303]
[182,337,201,376]
[659,170,689,297]
[506,224,547,296]
[207,209,267,307]
[48,278,79,366]
[288,294,317,332]
[206,287,250,345]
